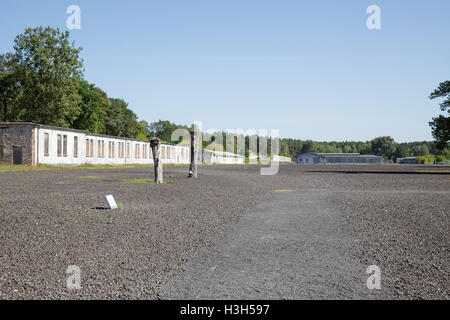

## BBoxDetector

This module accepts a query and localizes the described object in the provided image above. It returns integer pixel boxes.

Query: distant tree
[417,155,436,164]
[343,145,353,153]
[301,140,317,153]
[393,144,410,160]
[357,142,372,155]
[12,26,83,127]
[429,115,449,151]
[104,98,140,138]
[104,98,125,136]
[138,120,152,139]
[429,80,450,150]
[149,120,188,142]
[0,53,19,122]
[370,136,396,159]
[135,121,151,141]
[411,145,429,156]
[440,148,450,159]
[72,80,108,134]
[123,107,140,139]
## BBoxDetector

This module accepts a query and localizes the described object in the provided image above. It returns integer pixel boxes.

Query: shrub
[436,155,447,163]
[417,155,436,164]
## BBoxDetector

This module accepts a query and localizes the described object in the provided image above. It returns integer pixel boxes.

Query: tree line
[142,120,450,161]
[280,137,449,161]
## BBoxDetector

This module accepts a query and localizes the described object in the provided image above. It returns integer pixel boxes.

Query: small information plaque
[104,195,118,210]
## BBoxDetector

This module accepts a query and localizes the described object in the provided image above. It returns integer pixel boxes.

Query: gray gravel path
[162,189,380,299]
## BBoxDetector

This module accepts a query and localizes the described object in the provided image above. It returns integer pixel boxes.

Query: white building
[200,149,245,164]
[0,122,247,166]
[271,154,293,163]
[0,123,190,166]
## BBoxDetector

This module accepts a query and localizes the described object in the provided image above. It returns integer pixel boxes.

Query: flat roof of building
[297,152,381,158]
[397,157,418,160]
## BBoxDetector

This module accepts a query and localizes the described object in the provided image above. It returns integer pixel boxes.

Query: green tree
[429,80,450,150]
[411,144,429,156]
[393,143,410,160]
[357,142,372,155]
[12,26,83,127]
[138,120,152,139]
[149,120,188,142]
[72,80,108,134]
[0,53,19,122]
[370,136,396,159]
[104,98,140,138]
[429,115,449,150]
[343,145,353,153]
[417,155,435,164]
[123,109,140,138]
[135,121,151,141]
[301,140,317,153]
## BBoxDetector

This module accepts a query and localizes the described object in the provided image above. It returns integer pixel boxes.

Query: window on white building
[44,133,49,156]
[74,136,78,157]
[57,135,62,157]
[63,135,68,157]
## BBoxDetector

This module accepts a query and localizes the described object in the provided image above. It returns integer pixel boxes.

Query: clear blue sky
[1,0,449,142]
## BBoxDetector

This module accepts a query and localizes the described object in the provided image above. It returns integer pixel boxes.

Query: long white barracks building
[0,122,191,166]
[0,122,245,166]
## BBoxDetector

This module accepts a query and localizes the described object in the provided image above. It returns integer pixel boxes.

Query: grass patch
[51,192,65,197]
[13,183,28,188]
[78,175,106,179]
[0,163,190,173]
[416,170,450,173]
[122,178,154,184]
[121,178,173,184]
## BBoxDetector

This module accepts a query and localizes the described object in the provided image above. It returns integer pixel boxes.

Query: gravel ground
[0,164,448,299]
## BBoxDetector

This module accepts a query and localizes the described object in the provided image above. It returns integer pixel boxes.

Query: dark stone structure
[0,123,35,165]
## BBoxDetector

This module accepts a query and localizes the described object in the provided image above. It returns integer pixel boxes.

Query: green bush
[417,155,436,164]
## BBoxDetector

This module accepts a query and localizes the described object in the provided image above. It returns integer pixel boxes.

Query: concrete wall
[0,124,34,165]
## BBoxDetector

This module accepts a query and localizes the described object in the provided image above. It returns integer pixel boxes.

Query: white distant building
[271,154,293,163]
[200,149,245,164]
[295,152,383,164]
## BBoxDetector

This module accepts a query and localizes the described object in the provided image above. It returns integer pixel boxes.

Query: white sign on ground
[104,195,118,210]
